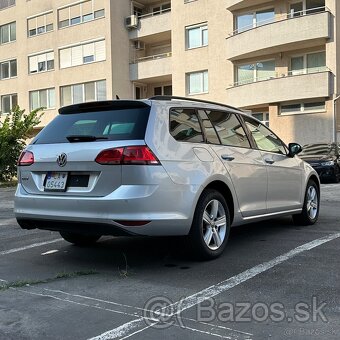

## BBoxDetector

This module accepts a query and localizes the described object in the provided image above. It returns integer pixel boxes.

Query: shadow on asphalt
[41,216,306,272]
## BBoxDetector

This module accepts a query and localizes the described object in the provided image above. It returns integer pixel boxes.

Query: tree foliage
[0,106,43,182]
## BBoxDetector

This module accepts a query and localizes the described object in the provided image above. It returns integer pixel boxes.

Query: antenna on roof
[116,95,120,100]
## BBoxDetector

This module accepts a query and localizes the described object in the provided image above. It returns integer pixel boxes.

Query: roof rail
[148,95,240,111]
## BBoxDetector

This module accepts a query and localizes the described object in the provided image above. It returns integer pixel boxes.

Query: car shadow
[46,216,305,273]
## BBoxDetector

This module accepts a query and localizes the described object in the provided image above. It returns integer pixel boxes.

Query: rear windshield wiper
[66,135,109,143]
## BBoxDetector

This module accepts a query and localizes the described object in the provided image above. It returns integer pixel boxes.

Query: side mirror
[288,143,302,157]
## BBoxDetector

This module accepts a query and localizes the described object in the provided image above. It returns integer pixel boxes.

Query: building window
[186,23,208,49]
[154,85,172,96]
[0,59,17,79]
[0,22,16,44]
[290,51,326,75]
[236,8,274,33]
[30,88,55,110]
[252,112,269,127]
[0,0,15,10]
[60,80,106,106]
[290,0,325,17]
[187,70,208,95]
[27,12,53,37]
[280,101,325,115]
[152,3,171,15]
[59,40,105,69]
[58,0,105,29]
[236,60,275,85]
[1,93,17,113]
[29,51,54,74]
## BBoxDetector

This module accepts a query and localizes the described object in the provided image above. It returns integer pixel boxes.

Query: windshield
[32,107,151,144]
[300,144,336,156]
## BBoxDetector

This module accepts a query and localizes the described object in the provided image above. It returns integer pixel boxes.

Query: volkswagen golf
[14,96,320,259]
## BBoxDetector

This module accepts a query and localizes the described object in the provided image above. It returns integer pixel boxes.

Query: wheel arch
[201,180,235,225]
[308,174,320,191]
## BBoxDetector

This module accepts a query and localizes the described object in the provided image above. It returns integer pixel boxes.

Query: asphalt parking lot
[0,185,339,340]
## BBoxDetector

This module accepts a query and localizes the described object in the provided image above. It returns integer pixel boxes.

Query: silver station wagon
[14,96,320,259]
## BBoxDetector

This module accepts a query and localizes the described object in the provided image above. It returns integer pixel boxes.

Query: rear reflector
[18,151,34,166]
[95,146,160,165]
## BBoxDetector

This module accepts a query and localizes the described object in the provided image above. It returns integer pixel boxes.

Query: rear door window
[170,109,204,143]
[32,107,150,144]
[208,110,251,148]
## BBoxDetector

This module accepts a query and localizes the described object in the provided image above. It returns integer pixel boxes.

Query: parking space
[1,185,340,339]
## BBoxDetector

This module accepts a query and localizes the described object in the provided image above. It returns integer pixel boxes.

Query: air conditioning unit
[125,15,138,29]
[134,41,145,50]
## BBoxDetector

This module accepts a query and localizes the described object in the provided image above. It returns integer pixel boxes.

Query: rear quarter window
[32,107,150,144]
[169,108,204,143]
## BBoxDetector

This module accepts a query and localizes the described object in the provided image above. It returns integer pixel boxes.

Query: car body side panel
[209,145,268,217]
[260,151,304,212]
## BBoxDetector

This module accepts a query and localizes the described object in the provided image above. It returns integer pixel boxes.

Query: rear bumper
[14,183,199,236]
[16,218,135,236]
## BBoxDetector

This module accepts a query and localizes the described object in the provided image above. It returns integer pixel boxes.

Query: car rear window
[32,108,151,144]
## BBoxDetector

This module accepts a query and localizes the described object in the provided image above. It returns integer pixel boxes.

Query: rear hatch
[18,101,151,197]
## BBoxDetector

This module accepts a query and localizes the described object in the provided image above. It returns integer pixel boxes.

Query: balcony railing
[229,6,328,37]
[226,71,331,108]
[232,67,330,87]
[132,52,172,64]
[138,8,171,20]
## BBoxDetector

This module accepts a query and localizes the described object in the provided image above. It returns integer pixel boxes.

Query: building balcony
[226,10,330,61]
[130,53,172,81]
[128,10,171,40]
[226,0,271,11]
[225,71,332,108]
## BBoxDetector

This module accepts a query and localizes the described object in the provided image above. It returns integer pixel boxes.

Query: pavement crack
[0,269,98,292]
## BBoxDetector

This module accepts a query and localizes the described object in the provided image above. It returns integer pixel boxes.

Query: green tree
[0,106,43,182]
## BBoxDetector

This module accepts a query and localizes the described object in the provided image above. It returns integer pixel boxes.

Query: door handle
[221,155,235,161]
[264,158,275,164]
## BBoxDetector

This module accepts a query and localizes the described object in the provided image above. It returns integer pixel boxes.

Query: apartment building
[0,0,133,130]
[223,0,340,145]
[0,0,339,145]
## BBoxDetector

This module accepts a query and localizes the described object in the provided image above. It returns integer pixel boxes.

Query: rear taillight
[95,146,160,165]
[95,148,124,165]
[18,151,34,166]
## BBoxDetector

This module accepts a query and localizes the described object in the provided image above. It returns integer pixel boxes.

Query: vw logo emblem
[57,153,67,167]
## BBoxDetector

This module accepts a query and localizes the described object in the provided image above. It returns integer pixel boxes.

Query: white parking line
[89,232,340,340]
[43,288,251,339]
[14,287,250,339]
[0,239,63,256]
[0,218,16,226]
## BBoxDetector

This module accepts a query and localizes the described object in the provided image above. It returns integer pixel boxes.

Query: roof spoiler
[59,100,150,114]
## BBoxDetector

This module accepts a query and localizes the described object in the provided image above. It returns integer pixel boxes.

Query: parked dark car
[299,143,340,183]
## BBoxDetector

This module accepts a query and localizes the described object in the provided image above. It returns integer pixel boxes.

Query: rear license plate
[44,172,68,192]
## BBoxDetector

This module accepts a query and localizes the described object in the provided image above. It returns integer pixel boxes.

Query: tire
[188,189,231,260]
[293,180,320,226]
[60,231,101,246]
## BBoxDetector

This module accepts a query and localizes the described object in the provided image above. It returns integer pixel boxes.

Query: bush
[0,106,43,182]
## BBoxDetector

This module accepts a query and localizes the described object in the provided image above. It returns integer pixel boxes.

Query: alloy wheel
[202,199,227,250]
[306,185,318,220]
